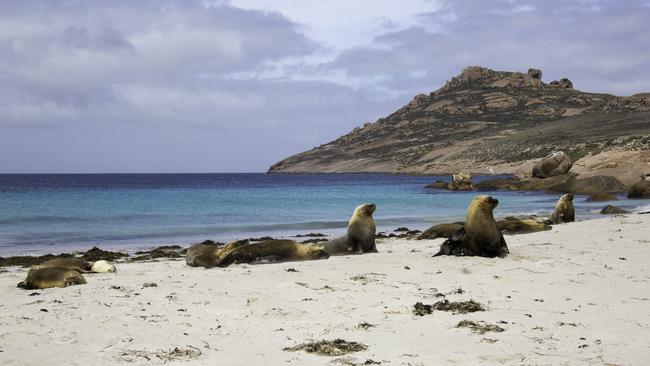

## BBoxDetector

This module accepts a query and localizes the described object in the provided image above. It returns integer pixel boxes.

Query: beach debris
[82,247,128,262]
[286,268,299,272]
[142,283,158,288]
[456,320,505,334]
[404,266,410,270]
[356,322,375,330]
[331,357,381,365]
[131,246,186,261]
[294,233,327,237]
[413,300,484,316]
[284,339,367,356]
[394,227,410,232]
[0,253,74,268]
[116,346,201,363]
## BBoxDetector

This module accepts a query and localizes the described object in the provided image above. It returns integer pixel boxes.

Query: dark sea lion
[419,222,464,240]
[320,204,377,255]
[185,239,250,268]
[34,258,116,273]
[219,240,329,266]
[434,195,509,258]
[550,194,575,224]
[17,267,87,290]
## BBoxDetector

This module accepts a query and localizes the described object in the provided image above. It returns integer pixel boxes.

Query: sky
[0,0,649,173]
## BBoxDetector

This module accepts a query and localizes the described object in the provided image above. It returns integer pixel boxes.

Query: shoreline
[1,214,649,365]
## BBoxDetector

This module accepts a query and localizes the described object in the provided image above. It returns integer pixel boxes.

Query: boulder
[600,205,629,214]
[627,180,650,199]
[549,175,627,194]
[425,180,449,189]
[527,68,542,80]
[449,172,473,190]
[532,151,573,178]
[585,192,618,202]
[558,78,573,88]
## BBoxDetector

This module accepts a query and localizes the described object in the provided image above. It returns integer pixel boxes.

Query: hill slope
[268,66,650,182]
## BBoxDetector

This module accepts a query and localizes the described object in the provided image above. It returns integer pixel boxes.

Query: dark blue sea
[0,173,647,255]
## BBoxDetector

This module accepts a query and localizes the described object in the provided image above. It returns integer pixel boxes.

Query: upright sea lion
[17,267,87,290]
[186,239,250,268]
[550,194,575,224]
[434,195,509,258]
[219,239,329,266]
[320,204,377,255]
[33,258,116,273]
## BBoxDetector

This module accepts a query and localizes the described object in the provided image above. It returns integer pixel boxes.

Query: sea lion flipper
[434,227,465,257]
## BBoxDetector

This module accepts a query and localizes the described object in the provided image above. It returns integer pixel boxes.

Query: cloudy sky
[1,0,648,173]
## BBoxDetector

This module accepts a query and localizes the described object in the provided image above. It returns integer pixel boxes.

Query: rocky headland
[268,66,650,188]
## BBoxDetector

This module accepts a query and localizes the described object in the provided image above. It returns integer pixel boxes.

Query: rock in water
[586,192,618,202]
[600,205,629,214]
[532,151,573,178]
[450,172,473,190]
[627,180,650,199]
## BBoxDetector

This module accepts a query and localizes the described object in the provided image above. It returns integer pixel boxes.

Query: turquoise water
[0,173,647,255]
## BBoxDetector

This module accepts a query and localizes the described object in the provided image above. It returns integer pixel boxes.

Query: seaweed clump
[284,339,367,356]
[413,299,485,316]
[456,320,505,334]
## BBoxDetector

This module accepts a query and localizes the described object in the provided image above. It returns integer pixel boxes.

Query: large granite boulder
[600,205,629,214]
[549,175,627,194]
[449,172,473,190]
[627,180,650,199]
[532,151,573,178]
[585,192,618,202]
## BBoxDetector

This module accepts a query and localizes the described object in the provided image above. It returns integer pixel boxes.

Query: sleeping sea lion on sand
[185,239,250,268]
[550,194,575,224]
[434,195,509,258]
[17,267,87,290]
[418,222,464,240]
[219,240,329,266]
[33,258,116,273]
[320,204,377,255]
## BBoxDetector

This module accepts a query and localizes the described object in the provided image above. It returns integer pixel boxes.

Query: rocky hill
[268,66,650,184]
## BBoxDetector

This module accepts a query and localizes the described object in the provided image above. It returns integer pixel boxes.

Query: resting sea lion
[434,195,509,258]
[33,258,116,273]
[419,222,464,240]
[186,239,250,268]
[550,194,575,224]
[17,267,87,290]
[497,216,551,234]
[320,204,377,255]
[219,240,329,266]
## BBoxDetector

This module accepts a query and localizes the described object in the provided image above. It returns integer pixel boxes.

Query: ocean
[0,173,647,255]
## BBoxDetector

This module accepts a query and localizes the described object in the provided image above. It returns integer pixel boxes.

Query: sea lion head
[355,203,376,217]
[301,244,331,260]
[91,260,116,273]
[473,195,499,211]
[562,193,574,202]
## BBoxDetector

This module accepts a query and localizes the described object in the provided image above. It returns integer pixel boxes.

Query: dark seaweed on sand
[81,247,128,262]
[456,320,505,334]
[413,300,485,316]
[284,339,367,356]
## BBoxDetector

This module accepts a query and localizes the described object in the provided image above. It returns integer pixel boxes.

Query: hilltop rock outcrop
[269,66,650,180]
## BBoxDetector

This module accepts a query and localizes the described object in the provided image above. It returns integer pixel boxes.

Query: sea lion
[497,216,552,234]
[320,204,377,255]
[185,239,250,268]
[219,239,329,266]
[33,258,116,273]
[550,194,575,224]
[17,267,87,290]
[419,222,465,240]
[434,195,509,258]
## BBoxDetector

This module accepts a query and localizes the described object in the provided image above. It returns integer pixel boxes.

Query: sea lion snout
[364,203,376,215]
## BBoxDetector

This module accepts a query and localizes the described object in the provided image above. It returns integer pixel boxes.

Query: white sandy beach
[1,214,649,365]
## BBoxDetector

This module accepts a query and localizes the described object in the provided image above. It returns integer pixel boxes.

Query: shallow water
[0,173,647,255]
